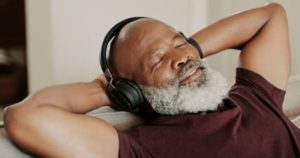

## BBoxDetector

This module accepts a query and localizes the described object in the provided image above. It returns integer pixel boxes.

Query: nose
[171,50,193,70]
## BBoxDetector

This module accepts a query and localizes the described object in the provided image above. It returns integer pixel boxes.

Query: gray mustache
[178,60,205,80]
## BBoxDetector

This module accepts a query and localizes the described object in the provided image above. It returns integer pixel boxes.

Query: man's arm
[3,75,119,158]
[192,3,290,90]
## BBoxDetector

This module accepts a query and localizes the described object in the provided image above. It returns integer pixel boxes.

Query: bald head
[110,19,174,78]
[108,17,200,86]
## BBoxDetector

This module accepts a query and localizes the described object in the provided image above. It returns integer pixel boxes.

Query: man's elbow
[268,3,287,17]
[4,106,19,135]
[3,105,30,141]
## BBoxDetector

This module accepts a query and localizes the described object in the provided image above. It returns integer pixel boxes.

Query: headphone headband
[100,17,146,80]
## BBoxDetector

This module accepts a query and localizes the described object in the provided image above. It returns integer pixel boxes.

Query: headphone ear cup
[109,79,144,111]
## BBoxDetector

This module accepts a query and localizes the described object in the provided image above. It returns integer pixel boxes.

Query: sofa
[0,80,299,157]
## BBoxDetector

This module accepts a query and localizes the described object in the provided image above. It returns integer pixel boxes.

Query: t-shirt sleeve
[234,68,286,110]
[118,130,152,158]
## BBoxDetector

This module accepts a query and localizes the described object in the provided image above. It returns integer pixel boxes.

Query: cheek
[152,67,178,86]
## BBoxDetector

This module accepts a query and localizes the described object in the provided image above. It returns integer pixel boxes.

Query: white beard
[139,61,229,115]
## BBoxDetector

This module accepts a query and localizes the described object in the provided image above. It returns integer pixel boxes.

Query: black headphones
[100,17,145,111]
[100,17,203,112]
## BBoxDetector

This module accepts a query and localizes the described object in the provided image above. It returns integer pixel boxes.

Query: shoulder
[229,67,286,109]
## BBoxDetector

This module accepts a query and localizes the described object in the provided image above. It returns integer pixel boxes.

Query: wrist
[92,79,112,107]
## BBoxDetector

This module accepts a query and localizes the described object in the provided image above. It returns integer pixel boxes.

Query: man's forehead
[117,18,175,43]
[110,18,176,79]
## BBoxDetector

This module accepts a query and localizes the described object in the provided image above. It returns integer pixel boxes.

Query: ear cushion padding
[109,79,144,111]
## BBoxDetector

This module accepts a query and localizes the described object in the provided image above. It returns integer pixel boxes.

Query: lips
[179,66,202,85]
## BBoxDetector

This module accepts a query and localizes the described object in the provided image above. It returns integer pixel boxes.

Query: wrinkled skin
[110,18,202,87]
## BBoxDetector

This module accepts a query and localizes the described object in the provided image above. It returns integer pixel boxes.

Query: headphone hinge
[105,69,116,89]
[104,69,113,81]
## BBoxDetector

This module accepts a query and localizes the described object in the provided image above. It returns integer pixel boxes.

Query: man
[3,3,300,158]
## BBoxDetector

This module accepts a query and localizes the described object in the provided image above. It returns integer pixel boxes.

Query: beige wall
[26,0,54,92]
[26,0,208,92]
[207,0,300,84]
[206,0,269,85]
[26,0,299,92]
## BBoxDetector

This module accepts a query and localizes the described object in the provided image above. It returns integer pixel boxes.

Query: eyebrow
[173,31,184,41]
[149,31,185,55]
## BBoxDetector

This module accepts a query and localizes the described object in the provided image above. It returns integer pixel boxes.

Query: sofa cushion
[87,106,144,131]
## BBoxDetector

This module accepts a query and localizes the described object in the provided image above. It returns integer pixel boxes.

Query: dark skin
[3,3,290,157]
[110,19,202,86]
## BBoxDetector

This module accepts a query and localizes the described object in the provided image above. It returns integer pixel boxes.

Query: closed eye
[175,32,188,48]
[152,56,164,69]
[148,49,164,74]
[176,41,187,48]
[147,56,163,74]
